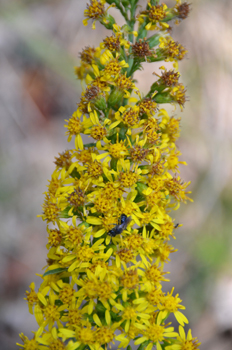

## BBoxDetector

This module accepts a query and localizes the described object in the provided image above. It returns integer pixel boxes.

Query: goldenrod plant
[18,1,201,349]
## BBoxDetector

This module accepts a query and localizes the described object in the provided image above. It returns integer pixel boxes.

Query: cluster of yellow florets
[18,1,200,350]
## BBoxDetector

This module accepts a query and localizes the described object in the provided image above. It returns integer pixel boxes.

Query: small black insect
[107,214,131,237]
[174,223,179,228]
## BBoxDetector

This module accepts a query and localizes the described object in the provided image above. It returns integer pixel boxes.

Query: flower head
[18,1,199,350]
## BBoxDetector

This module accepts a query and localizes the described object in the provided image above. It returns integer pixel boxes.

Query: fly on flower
[108,214,131,237]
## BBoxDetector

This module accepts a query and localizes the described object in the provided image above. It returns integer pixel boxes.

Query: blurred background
[0,0,232,349]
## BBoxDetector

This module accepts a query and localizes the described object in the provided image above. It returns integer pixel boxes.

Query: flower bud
[147,34,161,49]
[101,14,116,30]
[94,96,107,111]
[137,182,148,194]
[154,92,173,104]
[107,88,124,108]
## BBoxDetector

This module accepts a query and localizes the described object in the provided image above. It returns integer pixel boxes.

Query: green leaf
[147,34,161,48]
[95,302,106,313]
[136,182,148,194]
[70,168,80,179]
[85,143,97,148]
[43,268,68,277]
[134,193,145,203]
[59,207,72,218]
[110,158,118,171]
[137,340,150,350]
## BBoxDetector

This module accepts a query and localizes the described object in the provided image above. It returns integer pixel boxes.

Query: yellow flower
[158,287,189,326]
[166,325,201,350]
[134,313,178,350]
[83,0,106,29]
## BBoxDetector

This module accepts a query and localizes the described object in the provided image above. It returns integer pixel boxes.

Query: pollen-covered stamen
[122,306,137,321]
[64,226,83,246]
[159,288,185,313]
[117,248,135,263]
[147,287,164,305]
[177,2,190,20]
[145,265,169,284]
[74,62,90,80]
[104,59,123,77]
[87,160,103,177]
[165,177,191,203]
[76,148,92,163]
[97,282,113,300]
[143,238,159,255]
[95,327,114,345]
[44,304,60,322]
[49,340,66,350]
[148,4,167,21]
[160,38,187,60]
[130,145,149,162]
[108,141,128,159]
[67,188,85,208]
[182,338,201,350]
[89,260,108,273]
[94,195,114,213]
[104,182,124,199]
[164,117,181,142]
[76,325,95,345]
[83,280,98,298]
[128,325,140,339]
[122,108,140,127]
[47,177,62,196]
[123,233,144,250]
[146,191,162,207]
[67,309,82,327]
[85,0,105,20]
[157,242,176,263]
[132,39,153,58]
[47,228,62,247]
[103,35,120,52]
[92,76,109,90]
[148,176,164,191]
[121,270,139,289]
[159,222,175,240]
[79,46,96,64]
[118,171,138,187]
[170,83,187,106]
[138,97,157,116]
[25,288,38,305]
[59,285,75,305]
[76,245,94,262]
[116,74,134,90]
[149,162,165,176]
[145,323,165,343]
[42,194,59,223]
[66,114,83,136]
[143,118,160,144]
[18,336,38,350]
[140,212,155,225]
[54,150,72,169]
[90,125,107,140]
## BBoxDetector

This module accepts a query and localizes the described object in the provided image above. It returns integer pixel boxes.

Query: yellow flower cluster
[18,1,200,350]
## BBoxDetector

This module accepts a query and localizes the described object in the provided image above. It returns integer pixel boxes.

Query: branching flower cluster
[18,1,200,350]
